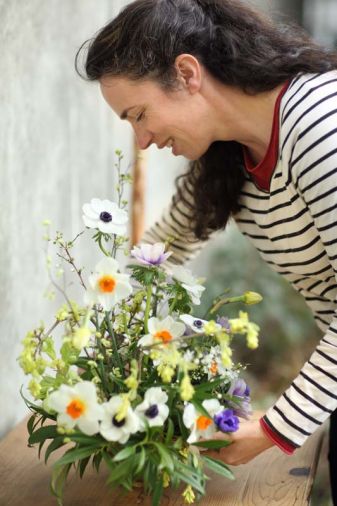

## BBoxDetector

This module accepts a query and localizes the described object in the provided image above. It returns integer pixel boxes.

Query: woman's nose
[134,127,153,150]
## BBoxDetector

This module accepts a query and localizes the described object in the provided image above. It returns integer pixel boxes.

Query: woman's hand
[204,419,275,466]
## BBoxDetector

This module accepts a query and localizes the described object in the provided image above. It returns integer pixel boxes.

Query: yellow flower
[56,305,69,321]
[221,347,233,368]
[72,327,91,350]
[182,485,195,504]
[157,364,175,383]
[124,376,138,390]
[115,395,130,422]
[203,320,219,335]
[243,291,263,305]
[162,471,170,488]
[180,374,195,401]
[246,323,259,349]
[28,379,42,399]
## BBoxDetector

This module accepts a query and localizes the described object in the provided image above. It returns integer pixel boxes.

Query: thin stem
[209,296,245,315]
[98,235,111,257]
[105,312,124,376]
[144,285,153,333]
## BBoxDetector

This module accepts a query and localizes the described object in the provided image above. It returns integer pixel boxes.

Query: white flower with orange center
[183,399,223,444]
[201,346,228,379]
[82,198,128,235]
[85,257,133,311]
[137,316,185,348]
[46,381,103,435]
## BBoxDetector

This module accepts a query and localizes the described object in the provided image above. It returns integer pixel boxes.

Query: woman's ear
[174,54,202,94]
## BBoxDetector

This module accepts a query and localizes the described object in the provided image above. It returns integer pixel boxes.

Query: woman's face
[100,75,214,160]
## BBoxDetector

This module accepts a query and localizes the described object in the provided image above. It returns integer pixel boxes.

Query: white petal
[145,387,168,405]
[82,203,99,219]
[78,417,100,435]
[95,256,120,274]
[57,413,76,429]
[83,216,100,229]
[170,321,186,338]
[74,381,97,402]
[183,403,196,429]
[203,399,222,416]
[90,198,105,213]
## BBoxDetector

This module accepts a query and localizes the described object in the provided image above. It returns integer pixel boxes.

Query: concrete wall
[0,0,310,438]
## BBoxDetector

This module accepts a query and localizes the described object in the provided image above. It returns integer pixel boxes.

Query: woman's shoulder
[279,69,337,139]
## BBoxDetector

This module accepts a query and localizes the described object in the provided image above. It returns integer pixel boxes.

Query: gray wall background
[1,0,337,438]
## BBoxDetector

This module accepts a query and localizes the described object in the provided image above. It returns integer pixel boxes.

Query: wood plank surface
[0,416,325,506]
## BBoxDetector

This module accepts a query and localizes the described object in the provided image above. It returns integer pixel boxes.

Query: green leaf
[165,418,174,445]
[151,478,163,506]
[54,446,98,467]
[68,433,105,447]
[50,463,71,503]
[113,445,136,462]
[92,452,103,473]
[153,443,174,472]
[135,447,146,474]
[192,439,232,449]
[201,455,234,480]
[27,414,36,436]
[79,455,91,478]
[106,456,135,485]
[45,437,65,464]
[174,460,205,495]
[28,425,59,445]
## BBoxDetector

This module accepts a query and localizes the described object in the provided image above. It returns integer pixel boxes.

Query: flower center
[145,404,159,419]
[99,211,112,223]
[98,275,116,293]
[196,415,212,431]
[193,319,203,328]
[66,398,86,419]
[210,361,218,375]
[112,415,126,428]
[154,330,173,343]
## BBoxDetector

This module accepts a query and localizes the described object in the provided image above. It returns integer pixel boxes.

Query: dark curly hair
[76,0,337,240]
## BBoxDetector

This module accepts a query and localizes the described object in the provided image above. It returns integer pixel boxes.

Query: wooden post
[131,138,147,246]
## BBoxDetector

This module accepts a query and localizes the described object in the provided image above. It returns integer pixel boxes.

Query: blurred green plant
[197,225,321,399]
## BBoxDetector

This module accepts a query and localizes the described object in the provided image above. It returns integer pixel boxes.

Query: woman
[76,0,337,500]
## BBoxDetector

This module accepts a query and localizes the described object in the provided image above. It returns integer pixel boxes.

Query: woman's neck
[204,77,284,163]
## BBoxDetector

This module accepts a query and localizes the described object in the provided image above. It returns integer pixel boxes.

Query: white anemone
[100,396,140,443]
[183,399,222,444]
[82,198,128,235]
[180,314,209,333]
[85,257,133,311]
[47,381,103,435]
[171,266,205,305]
[135,387,169,428]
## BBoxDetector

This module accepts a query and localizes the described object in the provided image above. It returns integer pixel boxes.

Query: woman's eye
[136,112,145,122]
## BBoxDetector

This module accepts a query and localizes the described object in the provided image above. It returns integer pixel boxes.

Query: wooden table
[0,417,325,505]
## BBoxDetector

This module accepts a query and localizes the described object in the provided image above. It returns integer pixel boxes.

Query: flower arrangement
[19,152,262,506]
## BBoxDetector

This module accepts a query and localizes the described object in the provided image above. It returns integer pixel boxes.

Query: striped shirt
[142,70,337,448]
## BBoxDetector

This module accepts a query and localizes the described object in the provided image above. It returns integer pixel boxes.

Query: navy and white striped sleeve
[263,86,337,447]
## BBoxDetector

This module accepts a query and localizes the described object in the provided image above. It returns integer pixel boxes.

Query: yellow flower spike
[72,327,91,350]
[157,364,175,383]
[180,374,195,401]
[182,485,195,504]
[28,379,42,399]
[124,376,138,390]
[221,347,233,368]
[246,323,260,349]
[243,291,263,305]
[203,320,218,335]
[56,306,69,321]
[115,395,130,422]
[162,471,170,488]
[179,448,189,459]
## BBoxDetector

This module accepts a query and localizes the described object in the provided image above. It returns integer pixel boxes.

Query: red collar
[242,81,290,192]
